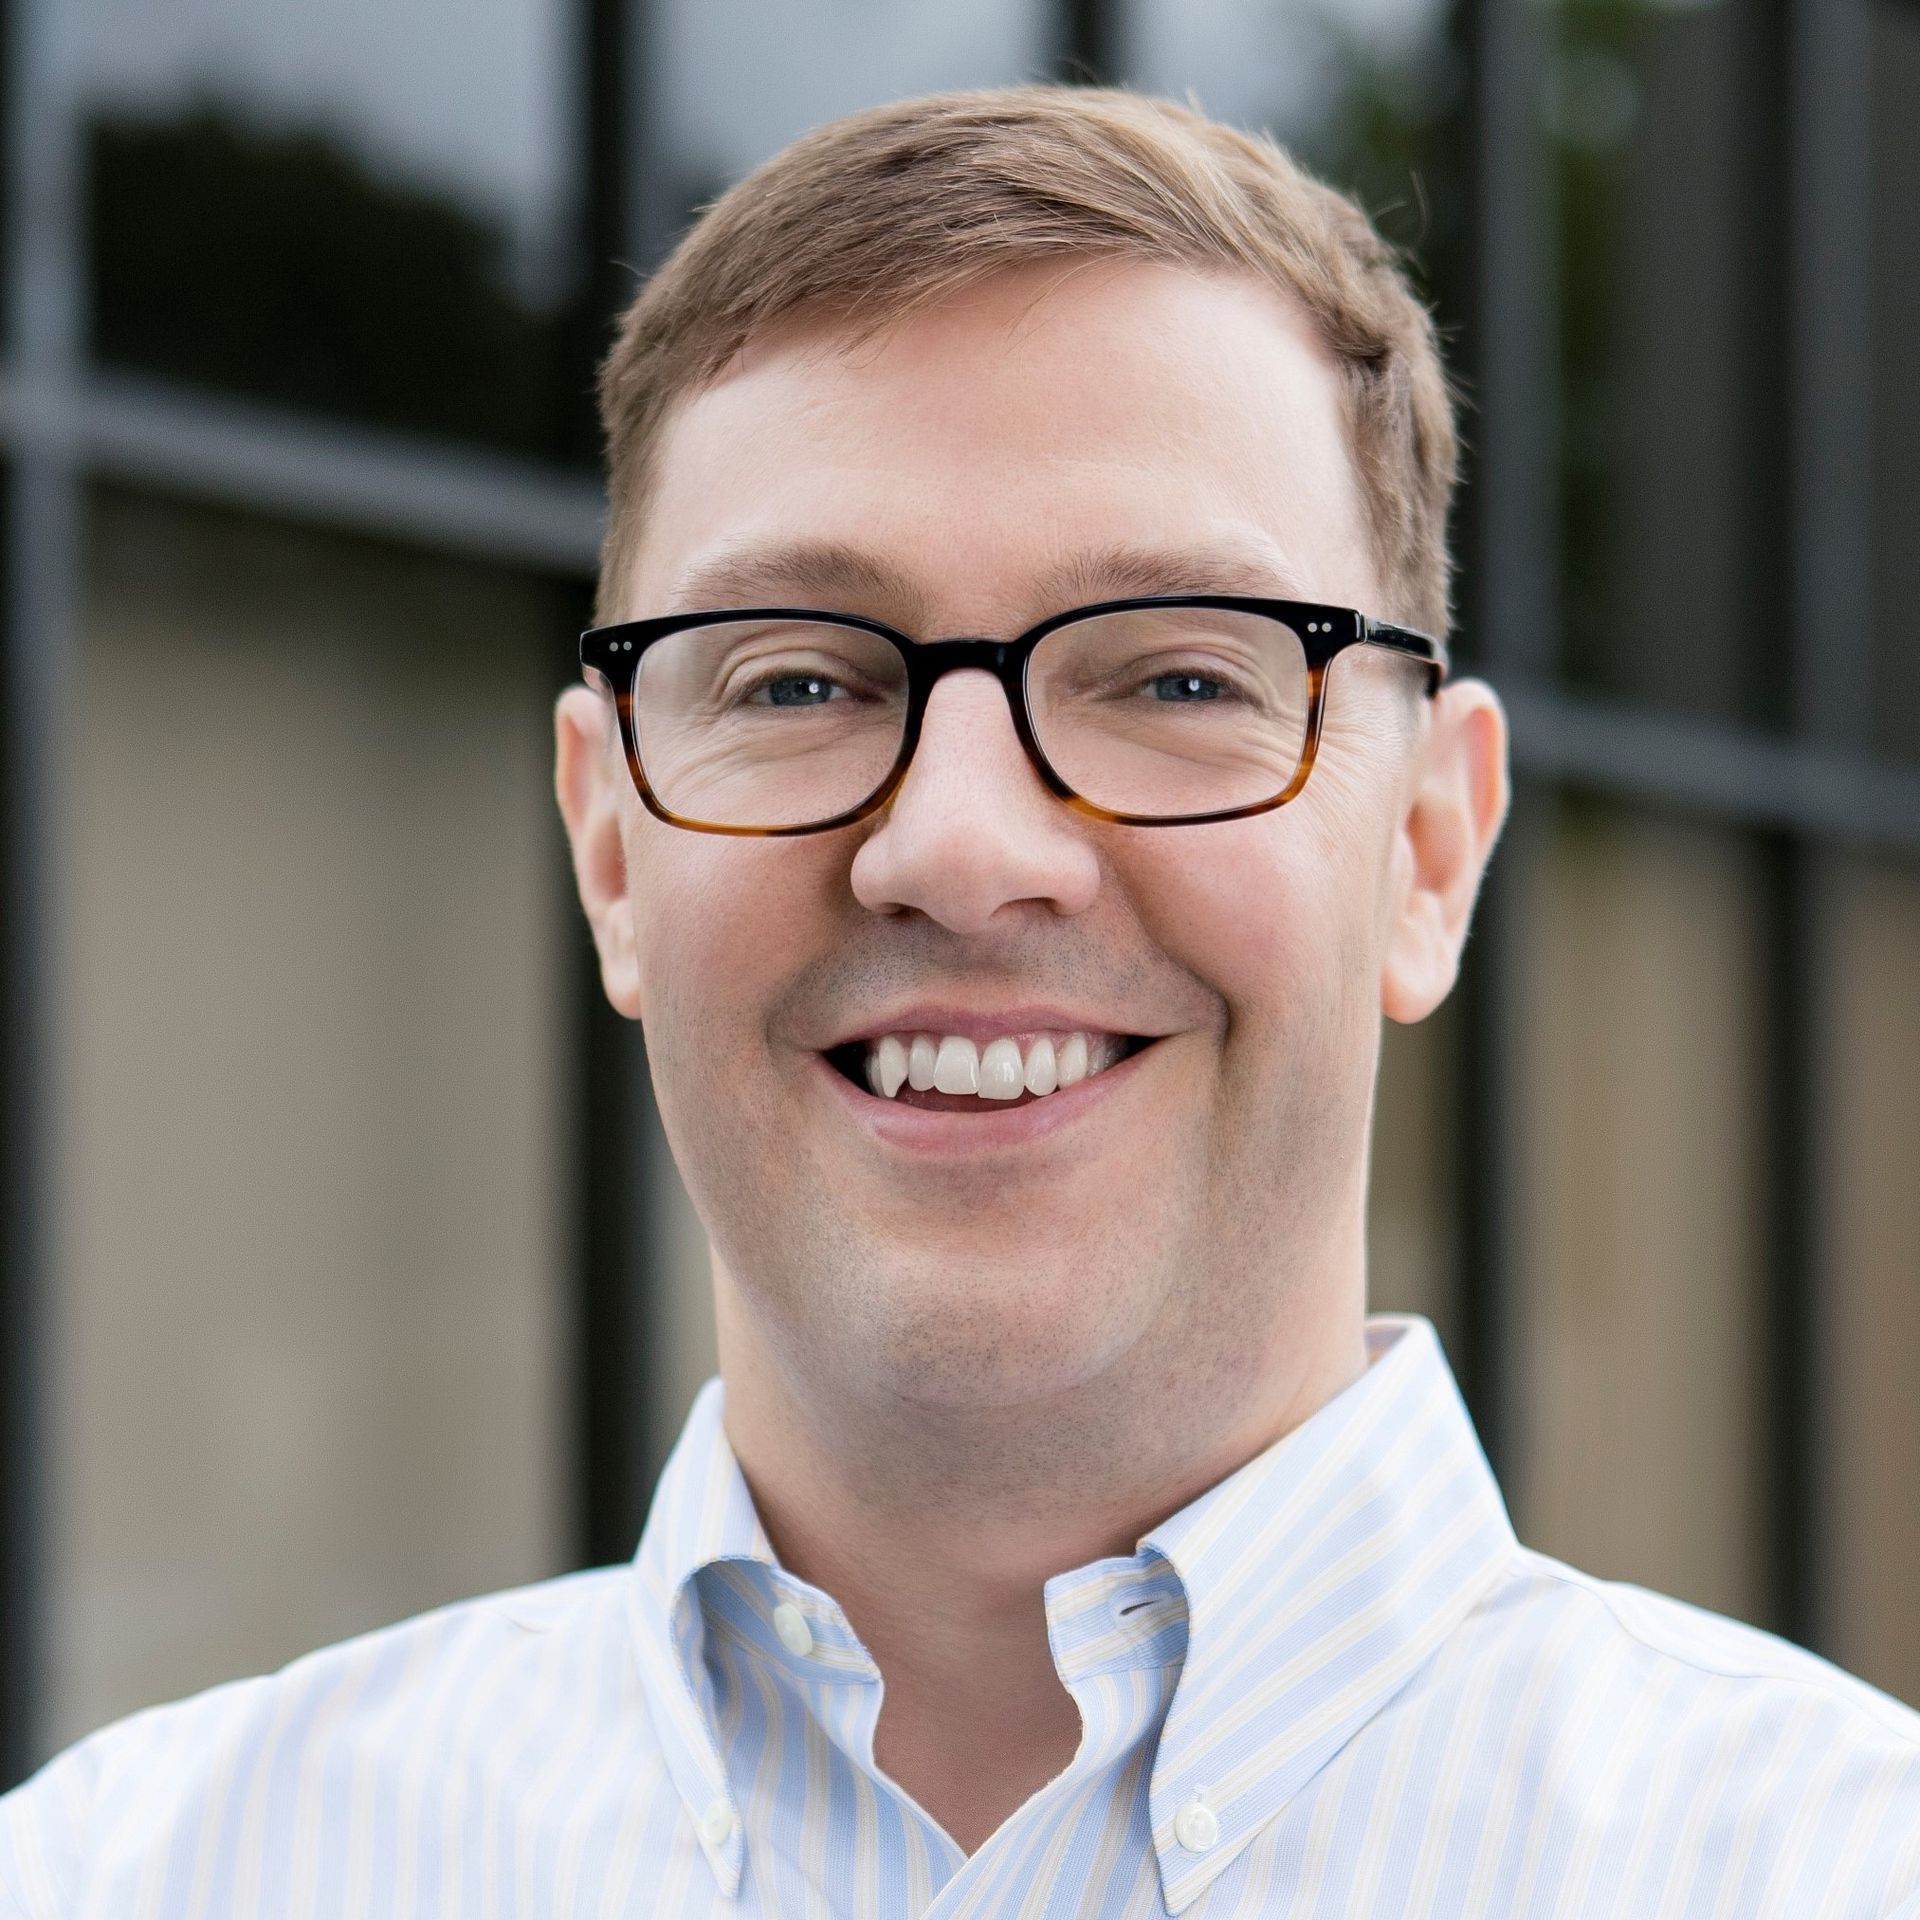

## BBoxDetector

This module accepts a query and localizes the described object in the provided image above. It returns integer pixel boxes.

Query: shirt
[4,1311,1919,1919]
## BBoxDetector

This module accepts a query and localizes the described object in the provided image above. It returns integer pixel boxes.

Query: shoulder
[1505,1543,1920,1745]
[0,1566,643,1919]
[1426,1543,1920,1914]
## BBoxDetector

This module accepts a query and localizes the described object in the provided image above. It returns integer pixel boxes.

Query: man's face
[560,259,1477,1427]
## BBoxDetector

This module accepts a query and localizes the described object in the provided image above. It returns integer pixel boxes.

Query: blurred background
[1,0,1915,1786]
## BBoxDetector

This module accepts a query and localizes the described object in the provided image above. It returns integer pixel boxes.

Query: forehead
[626,258,1377,628]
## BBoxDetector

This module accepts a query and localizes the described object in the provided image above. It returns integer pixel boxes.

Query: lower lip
[813,1042,1155,1158]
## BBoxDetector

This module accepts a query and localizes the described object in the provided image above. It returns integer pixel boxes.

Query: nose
[848,669,1101,934]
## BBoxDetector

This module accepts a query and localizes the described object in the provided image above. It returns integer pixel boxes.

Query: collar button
[1173,1799,1219,1854]
[698,1798,735,1846]
[772,1601,814,1657]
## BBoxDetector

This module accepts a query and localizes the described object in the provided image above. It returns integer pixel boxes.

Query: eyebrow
[660,536,1318,630]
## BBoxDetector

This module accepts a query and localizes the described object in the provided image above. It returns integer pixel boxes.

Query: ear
[554,683,644,1021]
[1380,678,1510,1024]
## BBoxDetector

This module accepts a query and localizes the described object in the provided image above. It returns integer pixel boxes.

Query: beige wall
[48,491,571,1749]
[1826,856,1920,1707]
[1515,805,1769,1628]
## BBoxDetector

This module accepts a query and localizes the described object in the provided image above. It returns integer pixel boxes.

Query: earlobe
[554,685,645,1021]
[1379,681,1510,1024]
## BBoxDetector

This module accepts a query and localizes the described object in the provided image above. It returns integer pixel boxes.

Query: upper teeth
[862,1031,1126,1101]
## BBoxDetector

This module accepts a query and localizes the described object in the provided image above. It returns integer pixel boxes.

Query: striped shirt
[5,1311,1919,1917]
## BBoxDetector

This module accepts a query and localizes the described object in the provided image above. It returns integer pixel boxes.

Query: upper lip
[817,1005,1162,1050]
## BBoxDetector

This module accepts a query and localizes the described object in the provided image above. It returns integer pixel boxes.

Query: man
[4,81,1918,1918]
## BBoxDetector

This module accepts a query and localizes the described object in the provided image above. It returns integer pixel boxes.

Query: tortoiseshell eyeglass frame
[578,592,1449,837]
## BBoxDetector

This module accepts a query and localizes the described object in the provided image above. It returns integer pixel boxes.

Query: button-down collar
[1133,1315,1515,1908]
[625,1314,1516,1910]
[624,1391,773,1896]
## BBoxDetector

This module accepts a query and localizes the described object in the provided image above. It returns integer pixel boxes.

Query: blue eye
[759,674,840,706]
[1149,672,1226,702]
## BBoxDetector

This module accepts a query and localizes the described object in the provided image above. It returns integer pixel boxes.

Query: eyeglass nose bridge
[881,631,1075,809]
[901,634,1028,687]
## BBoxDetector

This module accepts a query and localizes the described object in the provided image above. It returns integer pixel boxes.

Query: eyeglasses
[578,594,1447,836]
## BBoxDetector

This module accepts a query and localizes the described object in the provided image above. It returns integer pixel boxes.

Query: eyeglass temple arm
[1361,617,1450,695]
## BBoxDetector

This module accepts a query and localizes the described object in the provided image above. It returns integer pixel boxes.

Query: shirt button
[772,1601,814,1657]
[1173,1799,1220,1853]
[698,1798,735,1846]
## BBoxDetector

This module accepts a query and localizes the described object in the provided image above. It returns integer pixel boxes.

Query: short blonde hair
[594,82,1462,638]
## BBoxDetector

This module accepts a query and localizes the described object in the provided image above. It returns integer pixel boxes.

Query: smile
[824,1028,1155,1112]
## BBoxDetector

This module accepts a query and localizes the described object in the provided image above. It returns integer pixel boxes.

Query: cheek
[1120,811,1376,1053]
[625,826,830,1057]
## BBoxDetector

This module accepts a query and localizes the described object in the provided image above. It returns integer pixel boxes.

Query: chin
[838,1254,1163,1414]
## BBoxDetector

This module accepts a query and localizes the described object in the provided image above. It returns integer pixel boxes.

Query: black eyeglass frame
[578,593,1449,836]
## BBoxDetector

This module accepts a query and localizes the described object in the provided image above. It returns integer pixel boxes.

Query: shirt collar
[624,1375,769,1896]
[1138,1313,1517,1909]
[624,1314,1516,1907]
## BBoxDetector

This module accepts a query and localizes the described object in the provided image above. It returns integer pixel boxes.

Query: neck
[711,1247,1369,1852]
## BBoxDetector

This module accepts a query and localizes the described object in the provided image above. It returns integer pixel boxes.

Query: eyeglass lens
[630,607,1312,829]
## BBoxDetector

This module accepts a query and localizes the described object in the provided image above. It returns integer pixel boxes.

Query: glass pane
[1127,0,1464,175]
[1824,856,1920,1706]
[66,0,582,457]
[49,489,571,1746]
[643,0,1050,236]
[1548,0,1775,726]
[1870,0,1920,763]
[1515,803,1769,1626]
